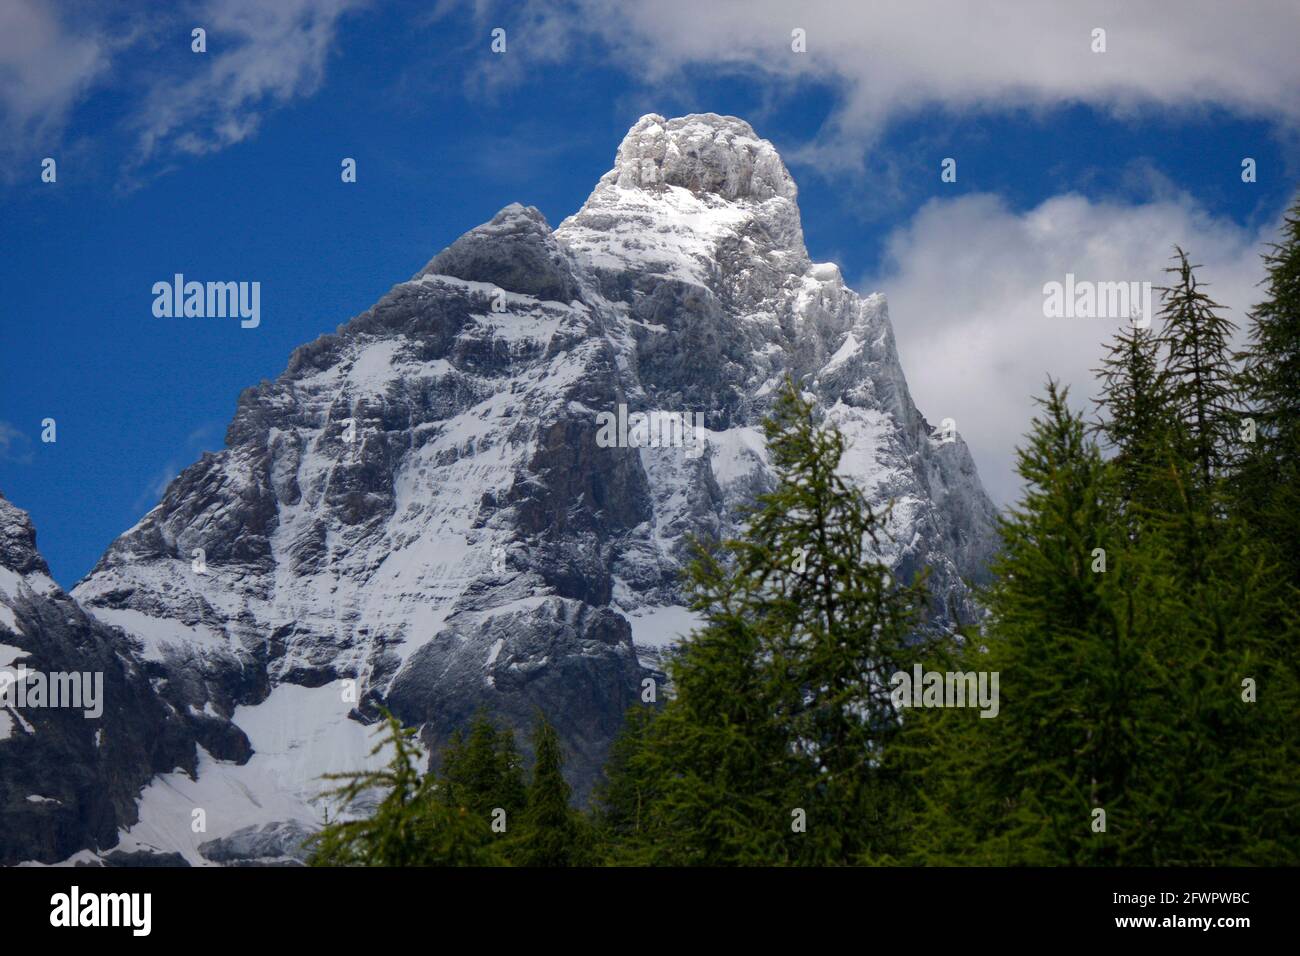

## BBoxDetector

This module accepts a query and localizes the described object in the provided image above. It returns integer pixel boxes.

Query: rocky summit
[1,113,998,865]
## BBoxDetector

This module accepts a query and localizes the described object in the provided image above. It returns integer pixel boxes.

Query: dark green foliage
[600,559,800,865]
[511,714,590,866]
[1092,324,1176,518]
[903,377,1299,865]
[1236,192,1300,588]
[307,711,500,867]
[1157,247,1240,488]
[902,383,1130,863]
[599,379,932,865]
[591,704,660,857]
[440,709,527,823]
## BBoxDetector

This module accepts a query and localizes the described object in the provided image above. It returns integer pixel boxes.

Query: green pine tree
[1157,247,1240,489]
[1143,500,1300,864]
[307,711,501,867]
[607,379,932,865]
[440,709,527,826]
[512,714,589,866]
[591,704,660,861]
[902,382,1140,864]
[1236,191,1300,588]
[1091,323,1176,518]
[608,539,800,865]
[904,380,1300,865]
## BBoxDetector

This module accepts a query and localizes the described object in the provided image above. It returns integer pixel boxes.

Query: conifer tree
[903,382,1300,865]
[609,379,931,865]
[308,712,500,866]
[1236,192,1300,587]
[1143,500,1300,864]
[512,714,588,867]
[591,705,660,858]
[1092,324,1176,517]
[742,380,931,863]
[605,546,800,865]
[902,383,1138,863]
[1157,247,1240,488]
[440,709,527,824]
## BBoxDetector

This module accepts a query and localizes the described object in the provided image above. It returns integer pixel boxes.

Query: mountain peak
[413,202,577,301]
[51,111,998,864]
[0,492,50,578]
[556,113,808,290]
[602,112,797,203]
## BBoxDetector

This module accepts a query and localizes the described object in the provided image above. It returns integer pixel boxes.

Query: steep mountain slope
[0,493,195,865]
[64,113,997,863]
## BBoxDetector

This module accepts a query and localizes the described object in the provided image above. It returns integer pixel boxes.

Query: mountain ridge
[2,112,998,865]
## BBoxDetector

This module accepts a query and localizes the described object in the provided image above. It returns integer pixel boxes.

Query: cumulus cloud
[493,0,1300,166]
[863,192,1273,505]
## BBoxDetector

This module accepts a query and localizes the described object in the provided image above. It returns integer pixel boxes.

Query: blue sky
[3,0,1299,586]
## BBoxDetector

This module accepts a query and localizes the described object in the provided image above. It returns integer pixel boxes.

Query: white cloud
[0,0,366,171]
[458,0,1296,504]
[0,0,110,156]
[428,0,582,97]
[131,0,366,161]
[0,421,33,464]
[509,0,1300,166]
[864,191,1272,505]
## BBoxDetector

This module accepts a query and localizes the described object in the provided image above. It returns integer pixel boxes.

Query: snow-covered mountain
[2,113,998,865]
[0,492,196,866]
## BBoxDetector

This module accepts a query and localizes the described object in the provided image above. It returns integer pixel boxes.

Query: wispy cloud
[130,424,222,513]
[426,0,585,99]
[130,0,367,163]
[0,0,112,168]
[0,421,33,465]
[0,0,366,178]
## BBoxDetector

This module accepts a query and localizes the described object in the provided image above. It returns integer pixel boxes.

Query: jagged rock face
[553,113,996,615]
[0,493,196,865]
[198,821,313,865]
[62,112,998,859]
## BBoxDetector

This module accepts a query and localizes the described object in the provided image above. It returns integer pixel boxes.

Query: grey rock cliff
[0,493,196,865]
[47,113,1000,860]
